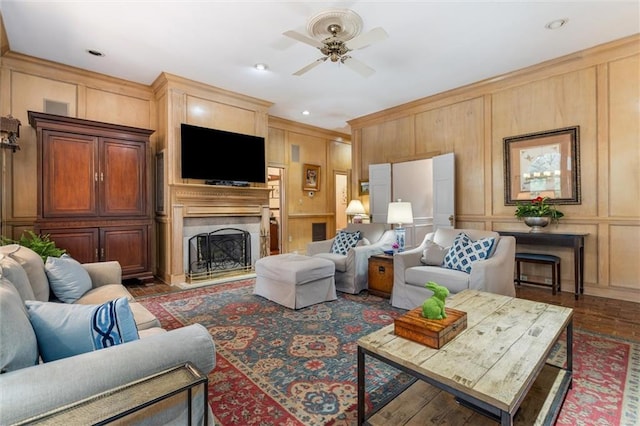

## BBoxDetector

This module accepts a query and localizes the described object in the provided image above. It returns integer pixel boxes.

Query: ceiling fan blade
[342,56,375,77]
[345,27,388,50]
[283,30,325,49]
[293,57,327,76]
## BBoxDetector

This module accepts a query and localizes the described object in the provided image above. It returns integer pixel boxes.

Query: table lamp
[345,199,367,223]
[387,199,413,251]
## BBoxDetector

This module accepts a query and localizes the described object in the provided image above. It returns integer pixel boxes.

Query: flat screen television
[180,123,266,184]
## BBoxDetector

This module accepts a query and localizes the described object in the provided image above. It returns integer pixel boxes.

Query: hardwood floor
[128,281,640,342]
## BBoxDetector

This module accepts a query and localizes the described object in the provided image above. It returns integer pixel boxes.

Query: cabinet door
[42,131,98,218]
[100,139,147,217]
[40,228,99,263]
[100,226,149,277]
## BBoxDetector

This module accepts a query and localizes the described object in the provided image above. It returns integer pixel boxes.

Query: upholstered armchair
[306,224,396,294]
[391,228,516,310]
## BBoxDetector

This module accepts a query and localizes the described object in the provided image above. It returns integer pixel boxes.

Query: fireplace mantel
[173,183,271,217]
[168,183,271,284]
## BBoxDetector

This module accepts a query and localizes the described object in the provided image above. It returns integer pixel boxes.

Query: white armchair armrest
[469,236,516,297]
[81,261,122,288]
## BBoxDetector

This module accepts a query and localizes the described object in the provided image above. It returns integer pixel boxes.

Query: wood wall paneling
[186,95,256,134]
[609,224,640,291]
[491,68,598,218]
[329,139,351,172]
[360,116,415,178]
[287,131,328,214]
[85,88,152,129]
[350,37,639,301]
[268,117,350,253]
[608,55,640,218]
[267,127,286,166]
[415,98,485,216]
[10,72,78,220]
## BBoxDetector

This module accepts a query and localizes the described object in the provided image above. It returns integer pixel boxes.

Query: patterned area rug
[139,279,639,426]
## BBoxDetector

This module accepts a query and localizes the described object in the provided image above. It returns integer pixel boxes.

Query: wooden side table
[368,253,394,298]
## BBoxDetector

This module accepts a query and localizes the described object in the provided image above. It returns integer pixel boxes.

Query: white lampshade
[345,200,366,215]
[387,199,413,226]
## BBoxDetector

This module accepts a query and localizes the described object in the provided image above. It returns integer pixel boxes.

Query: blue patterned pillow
[25,297,139,362]
[330,230,362,255]
[443,233,496,274]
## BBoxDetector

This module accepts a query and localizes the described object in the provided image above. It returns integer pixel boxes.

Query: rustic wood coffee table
[357,290,573,425]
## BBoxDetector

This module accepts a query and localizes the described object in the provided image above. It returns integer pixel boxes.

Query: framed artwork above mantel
[504,126,581,205]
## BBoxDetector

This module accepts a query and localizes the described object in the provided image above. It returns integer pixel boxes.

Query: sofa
[0,244,216,425]
[391,228,516,310]
[306,223,396,294]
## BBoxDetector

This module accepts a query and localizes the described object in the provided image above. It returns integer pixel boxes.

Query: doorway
[335,172,348,232]
[268,167,284,254]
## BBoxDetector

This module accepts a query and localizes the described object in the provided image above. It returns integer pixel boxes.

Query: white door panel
[369,163,391,224]
[433,153,455,230]
[392,158,433,249]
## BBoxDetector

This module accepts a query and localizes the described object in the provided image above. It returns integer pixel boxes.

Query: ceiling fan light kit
[284,8,388,77]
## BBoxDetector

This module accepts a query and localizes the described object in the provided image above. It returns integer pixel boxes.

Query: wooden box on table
[394,307,467,349]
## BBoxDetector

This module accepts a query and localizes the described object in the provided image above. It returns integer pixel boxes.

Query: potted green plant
[514,196,564,233]
[0,230,65,261]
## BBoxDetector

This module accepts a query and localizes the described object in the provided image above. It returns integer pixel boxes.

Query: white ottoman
[253,254,337,309]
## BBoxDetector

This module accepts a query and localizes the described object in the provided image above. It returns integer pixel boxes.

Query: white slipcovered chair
[306,223,396,294]
[391,228,516,310]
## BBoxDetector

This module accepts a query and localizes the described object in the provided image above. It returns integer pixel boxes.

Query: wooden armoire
[28,111,154,282]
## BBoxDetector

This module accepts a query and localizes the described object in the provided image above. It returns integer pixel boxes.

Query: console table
[499,231,587,300]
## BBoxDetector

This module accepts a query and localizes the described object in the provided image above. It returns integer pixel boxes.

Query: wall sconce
[345,199,367,223]
[387,199,413,251]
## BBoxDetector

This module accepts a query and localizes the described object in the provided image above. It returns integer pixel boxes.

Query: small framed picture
[359,180,369,196]
[303,164,320,191]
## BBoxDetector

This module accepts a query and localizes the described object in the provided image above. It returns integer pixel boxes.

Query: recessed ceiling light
[302,110,310,116]
[545,18,568,30]
[254,63,268,71]
[86,49,105,57]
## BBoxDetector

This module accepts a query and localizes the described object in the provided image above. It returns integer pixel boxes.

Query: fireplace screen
[188,228,252,280]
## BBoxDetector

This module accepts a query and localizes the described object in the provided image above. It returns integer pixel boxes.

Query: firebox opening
[188,228,252,281]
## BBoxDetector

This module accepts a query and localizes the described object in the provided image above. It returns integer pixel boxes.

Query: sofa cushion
[420,241,448,266]
[443,233,496,274]
[0,278,39,372]
[75,284,134,304]
[26,297,139,362]
[0,245,49,302]
[0,254,36,301]
[404,266,471,294]
[312,252,348,272]
[330,230,361,255]
[129,302,162,330]
[45,255,92,303]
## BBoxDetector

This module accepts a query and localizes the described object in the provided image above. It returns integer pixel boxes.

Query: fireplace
[188,228,252,280]
[167,184,271,285]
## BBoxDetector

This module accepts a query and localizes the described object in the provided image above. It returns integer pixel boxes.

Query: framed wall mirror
[504,126,580,205]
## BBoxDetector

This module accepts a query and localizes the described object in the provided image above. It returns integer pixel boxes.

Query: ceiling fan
[283,9,388,77]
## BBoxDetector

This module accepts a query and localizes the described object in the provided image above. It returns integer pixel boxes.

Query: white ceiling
[1,1,638,133]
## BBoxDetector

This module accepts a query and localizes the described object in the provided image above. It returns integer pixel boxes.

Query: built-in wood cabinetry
[28,111,154,281]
